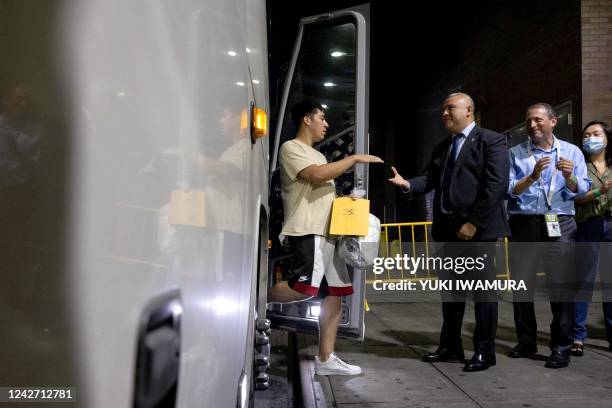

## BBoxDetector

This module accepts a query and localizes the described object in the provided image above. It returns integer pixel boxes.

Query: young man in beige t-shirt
[268,100,382,375]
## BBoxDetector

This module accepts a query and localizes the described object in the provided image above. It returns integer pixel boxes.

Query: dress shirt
[449,121,475,160]
[507,135,590,215]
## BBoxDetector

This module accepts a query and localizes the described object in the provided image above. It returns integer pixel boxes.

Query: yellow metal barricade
[368,222,511,286]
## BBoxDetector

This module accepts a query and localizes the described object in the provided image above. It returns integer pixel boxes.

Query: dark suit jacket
[406,125,510,241]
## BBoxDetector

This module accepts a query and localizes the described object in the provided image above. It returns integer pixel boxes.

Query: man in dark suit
[388,92,510,372]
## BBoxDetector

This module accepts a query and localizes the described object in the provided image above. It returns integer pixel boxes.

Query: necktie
[441,133,463,212]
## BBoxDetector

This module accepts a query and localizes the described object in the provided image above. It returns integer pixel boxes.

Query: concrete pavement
[297,300,612,407]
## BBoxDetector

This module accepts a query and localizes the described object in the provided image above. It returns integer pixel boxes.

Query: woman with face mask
[571,120,612,356]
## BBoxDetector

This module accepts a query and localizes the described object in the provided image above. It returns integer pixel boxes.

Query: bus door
[268,5,370,340]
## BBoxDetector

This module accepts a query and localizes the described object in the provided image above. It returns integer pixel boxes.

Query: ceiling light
[323,82,336,87]
[227,50,237,57]
[331,51,346,57]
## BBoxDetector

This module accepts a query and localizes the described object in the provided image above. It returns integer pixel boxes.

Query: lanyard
[526,137,560,209]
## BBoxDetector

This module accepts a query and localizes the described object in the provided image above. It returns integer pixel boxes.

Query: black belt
[510,214,573,223]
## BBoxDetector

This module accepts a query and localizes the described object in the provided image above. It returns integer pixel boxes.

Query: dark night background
[266,0,581,224]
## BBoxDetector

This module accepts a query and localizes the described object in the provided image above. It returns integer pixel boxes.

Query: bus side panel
[57,0,267,406]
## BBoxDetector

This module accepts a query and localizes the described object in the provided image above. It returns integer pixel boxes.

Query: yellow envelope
[329,197,369,236]
[168,190,207,227]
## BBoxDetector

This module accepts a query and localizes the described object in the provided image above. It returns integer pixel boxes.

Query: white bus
[0,1,369,406]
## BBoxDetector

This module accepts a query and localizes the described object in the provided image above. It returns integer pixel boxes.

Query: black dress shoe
[569,342,584,357]
[508,343,538,358]
[545,349,570,369]
[422,348,465,362]
[463,353,496,372]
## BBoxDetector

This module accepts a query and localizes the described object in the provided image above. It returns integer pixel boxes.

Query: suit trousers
[435,215,498,354]
[509,215,577,350]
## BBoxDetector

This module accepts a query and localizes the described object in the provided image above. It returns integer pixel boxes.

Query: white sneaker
[314,353,361,376]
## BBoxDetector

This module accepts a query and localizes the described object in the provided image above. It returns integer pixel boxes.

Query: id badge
[544,213,561,237]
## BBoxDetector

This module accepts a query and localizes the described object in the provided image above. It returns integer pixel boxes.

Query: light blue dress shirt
[507,135,590,216]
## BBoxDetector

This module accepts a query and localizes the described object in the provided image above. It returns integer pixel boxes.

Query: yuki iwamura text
[372,254,487,275]
[372,279,527,292]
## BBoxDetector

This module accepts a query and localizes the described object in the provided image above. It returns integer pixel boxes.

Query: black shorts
[285,234,353,298]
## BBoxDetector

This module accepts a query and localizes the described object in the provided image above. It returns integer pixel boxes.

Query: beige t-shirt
[280,139,336,237]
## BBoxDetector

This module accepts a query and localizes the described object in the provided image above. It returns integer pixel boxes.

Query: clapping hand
[556,158,574,179]
[530,156,551,180]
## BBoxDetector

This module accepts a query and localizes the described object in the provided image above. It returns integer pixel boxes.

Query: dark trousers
[435,216,498,354]
[509,215,577,350]
[439,297,498,354]
[573,217,612,344]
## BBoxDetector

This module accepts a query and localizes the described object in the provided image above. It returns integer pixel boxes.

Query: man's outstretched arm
[299,154,383,184]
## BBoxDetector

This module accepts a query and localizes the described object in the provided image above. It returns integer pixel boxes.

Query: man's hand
[530,156,551,181]
[353,154,384,164]
[388,166,410,190]
[457,222,477,240]
[556,157,574,179]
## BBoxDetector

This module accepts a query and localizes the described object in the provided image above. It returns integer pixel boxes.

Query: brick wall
[462,1,582,141]
[582,0,612,128]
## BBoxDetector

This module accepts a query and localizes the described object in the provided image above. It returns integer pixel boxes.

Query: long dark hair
[582,120,612,167]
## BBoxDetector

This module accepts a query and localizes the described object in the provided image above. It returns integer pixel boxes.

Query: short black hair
[290,99,324,130]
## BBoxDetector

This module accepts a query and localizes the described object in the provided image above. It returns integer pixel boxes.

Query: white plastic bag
[338,213,381,268]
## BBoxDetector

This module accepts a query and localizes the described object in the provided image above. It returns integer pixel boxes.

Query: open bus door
[268,5,370,340]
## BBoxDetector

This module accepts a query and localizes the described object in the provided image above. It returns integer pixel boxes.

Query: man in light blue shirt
[506,103,589,369]
[508,130,589,216]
